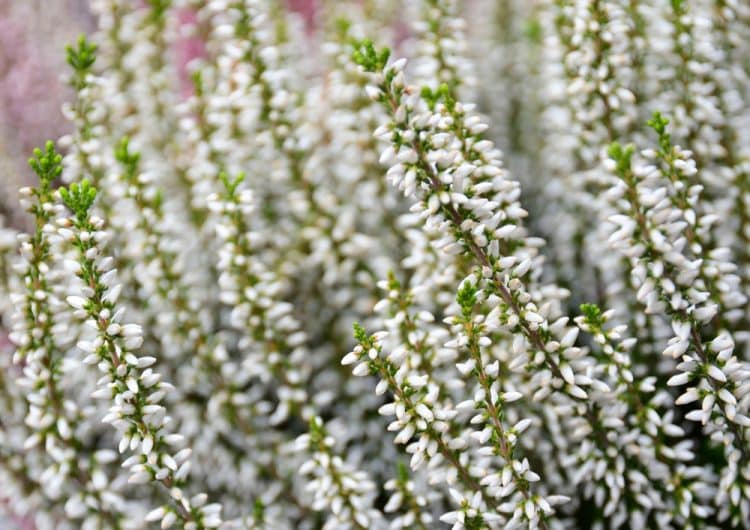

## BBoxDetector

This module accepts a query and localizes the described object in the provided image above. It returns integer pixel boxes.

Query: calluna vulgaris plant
[3,0,750,529]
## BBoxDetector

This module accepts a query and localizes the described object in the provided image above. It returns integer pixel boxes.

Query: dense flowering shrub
[2,0,750,529]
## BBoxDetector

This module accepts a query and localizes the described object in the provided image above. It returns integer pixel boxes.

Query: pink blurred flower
[287,0,317,29]
[173,8,207,97]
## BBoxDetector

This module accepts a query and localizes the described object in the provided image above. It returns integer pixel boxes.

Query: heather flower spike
[2,1,750,529]
[58,177,225,530]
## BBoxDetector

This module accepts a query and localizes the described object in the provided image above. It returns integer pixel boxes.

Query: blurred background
[0,0,95,229]
[0,0,316,230]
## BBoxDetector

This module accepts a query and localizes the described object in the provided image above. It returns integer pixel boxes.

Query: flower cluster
[2,1,750,529]
[606,117,750,522]
[61,178,224,530]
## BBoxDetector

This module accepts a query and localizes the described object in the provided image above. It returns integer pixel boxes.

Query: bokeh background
[0,0,316,230]
[0,0,96,228]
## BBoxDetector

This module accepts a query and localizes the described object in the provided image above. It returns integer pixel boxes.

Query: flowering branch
[60,179,224,530]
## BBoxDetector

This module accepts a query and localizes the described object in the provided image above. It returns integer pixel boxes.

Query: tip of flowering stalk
[646,111,669,133]
[219,171,245,195]
[28,141,63,185]
[607,142,634,175]
[66,34,97,73]
[60,180,97,217]
[351,39,390,72]
[352,322,370,343]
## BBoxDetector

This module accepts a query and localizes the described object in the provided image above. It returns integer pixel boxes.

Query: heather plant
[2,1,750,529]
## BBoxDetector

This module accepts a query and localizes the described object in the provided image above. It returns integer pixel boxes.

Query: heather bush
[2,1,750,529]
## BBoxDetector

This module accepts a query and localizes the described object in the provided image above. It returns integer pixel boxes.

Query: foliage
[1,0,750,529]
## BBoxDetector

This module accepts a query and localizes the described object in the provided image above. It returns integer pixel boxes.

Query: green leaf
[351,39,390,72]
[66,34,97,73]
[607,142,634,175]
[114,137,141,176]
[28,140,63,188]
[61,179,97,218]
[647,111,672,152]
[353,322,369,344]
[646,111,669,136]
[252,499,265,522]
[456,281,478,318]
[219,171,245,196]
[580,303,604,327]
